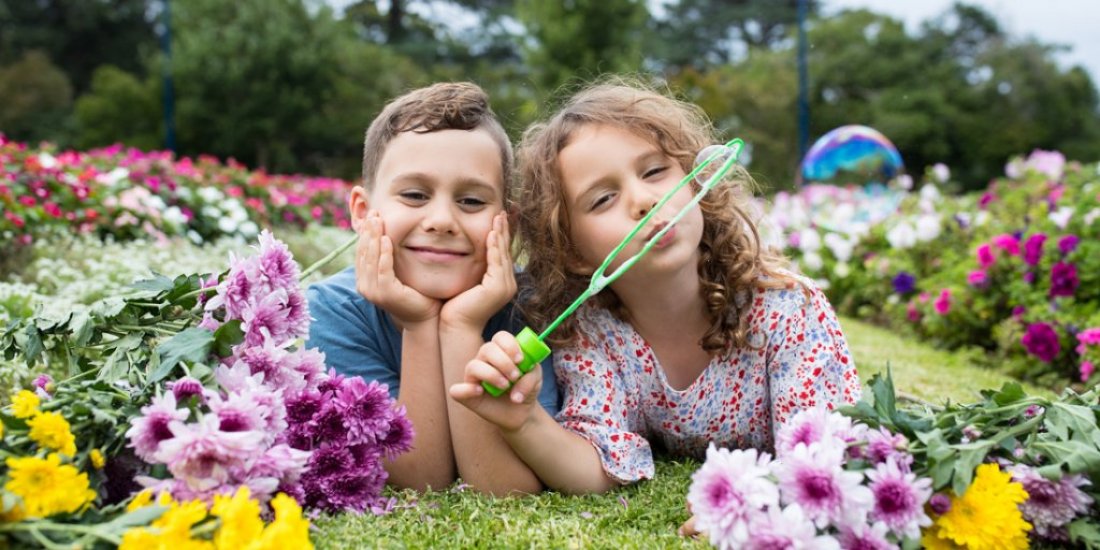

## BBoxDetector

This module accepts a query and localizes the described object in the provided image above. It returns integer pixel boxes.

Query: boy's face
[354,128,505,300]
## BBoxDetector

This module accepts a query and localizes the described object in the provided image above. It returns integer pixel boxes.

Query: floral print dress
[553,277,861,483]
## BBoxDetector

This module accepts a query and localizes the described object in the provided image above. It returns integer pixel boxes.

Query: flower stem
[299,235,357,282]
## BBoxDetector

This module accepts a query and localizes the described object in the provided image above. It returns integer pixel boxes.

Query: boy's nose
[421,202,459,234]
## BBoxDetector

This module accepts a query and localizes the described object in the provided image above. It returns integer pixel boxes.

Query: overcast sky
[824,0,1100,83]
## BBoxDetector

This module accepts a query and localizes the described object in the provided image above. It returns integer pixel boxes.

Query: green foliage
[0,50,74,144]
[73,65,161,151]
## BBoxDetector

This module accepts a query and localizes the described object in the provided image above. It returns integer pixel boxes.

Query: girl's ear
[348,186,371,232]
[565,253,595,276]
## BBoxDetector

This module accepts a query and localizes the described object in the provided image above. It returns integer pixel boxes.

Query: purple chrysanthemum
[312,402,350,444]
[256,229,301,292]
[286,390,324,426]
[865,458,932,541]
[334,377,395,444]
[309,444,356,478]
[687,444,779,547]
[1022,322,1061,362]
[928,493,951,515]
[126,392,190,462]
[837,521,894,550]
[207,389,270,437]
[775,444,872,528]
[744,503,841,550]
[1010,464,1094,538]
[377,405,415,459]
[1057,234,1079,256]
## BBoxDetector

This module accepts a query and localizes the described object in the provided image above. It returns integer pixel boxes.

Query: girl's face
[557,123,704,282]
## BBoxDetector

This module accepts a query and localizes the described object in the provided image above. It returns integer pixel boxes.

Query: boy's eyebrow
[391,172,501,198]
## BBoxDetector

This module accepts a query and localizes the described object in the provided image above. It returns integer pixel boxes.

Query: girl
[449,81,860,499]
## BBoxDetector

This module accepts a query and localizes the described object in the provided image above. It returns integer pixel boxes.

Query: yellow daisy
[11,390,40,419]
[89,449,106,469]
[210,486,263,549]
[256,493,313,550]
[4,454,96,518]
[27,411,77,456]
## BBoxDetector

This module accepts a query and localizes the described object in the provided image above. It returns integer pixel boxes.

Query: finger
[465,359,512,390]
[479,343,522,382]
[448,381,485,402]
[677,515,698,537]
[377,235,398,288]
[509,366,542,404]
[490,332,525,370]
[499,213,513,265]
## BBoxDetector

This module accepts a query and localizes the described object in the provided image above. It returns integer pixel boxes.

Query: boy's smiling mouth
[406,245,470,262]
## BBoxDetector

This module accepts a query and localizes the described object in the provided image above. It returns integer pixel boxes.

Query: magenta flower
[688,445,779,547]
[126,393,190,462]
[864,427,911,469]
[256,230,301,291]
[1026,149,1066,179]
[377,406,414,459]
[1010,465,1094,538]
[837,521,893,550]
[933,289,951,315]
[1023,234,1047,266]
[865,458,932,540]
[241,288,309,346]
[171,376,206,403]
[775,444,872,528]
[991,234,1020,256]
[1049,262,1079,298]
[966,270,987,287]
[1058,234,1079,255]
[334,377,395,444]
[1022,322,1061,362]
[1078,328,1100,345]
[744,503,840,550]
[775,406,862,457]
[975,244,995,269]
[1082,361,1095,382]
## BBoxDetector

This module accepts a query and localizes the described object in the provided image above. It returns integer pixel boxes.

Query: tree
[73,65,161,151]
[0,51,74,144]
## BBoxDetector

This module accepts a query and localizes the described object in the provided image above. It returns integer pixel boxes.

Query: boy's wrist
[438,313,488,335]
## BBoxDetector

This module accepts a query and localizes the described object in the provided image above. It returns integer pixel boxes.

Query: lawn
[311,316,1050,549]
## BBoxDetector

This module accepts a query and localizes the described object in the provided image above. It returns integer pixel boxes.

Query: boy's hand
[356,210,441,325]
[448,331,542,433]
[441,213,516,330]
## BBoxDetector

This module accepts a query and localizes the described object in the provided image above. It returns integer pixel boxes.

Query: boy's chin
[408,280,472,301]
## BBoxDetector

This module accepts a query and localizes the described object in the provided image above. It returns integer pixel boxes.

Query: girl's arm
[500,405,620,495]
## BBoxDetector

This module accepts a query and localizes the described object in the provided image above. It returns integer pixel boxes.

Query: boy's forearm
[501,408,619,495]
[386,317,455,491]
[439,323,543,496]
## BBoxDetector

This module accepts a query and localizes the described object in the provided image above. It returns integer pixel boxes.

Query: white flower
[823,233,854,262]
[886,223,916,250]
[932,163,950,183]
[919,183,940,202]
[801,252,824,272]
[163,206,188,228]
[1049,206,1073,229]
[201,206,222,219]
[187,230,204,245]
[833,262,850,278]
[218,217,239,234]
[815,278,831,290]
[975,210,991,226]
[239,221,259,238]
[146,195,167,212]
[37,152,58,169]
[96,167,130,187]
[799,228,821,252]
[1084,208,1100,226]
[914,215,941,242]
[893,174,913,190]
[198,187,224,203]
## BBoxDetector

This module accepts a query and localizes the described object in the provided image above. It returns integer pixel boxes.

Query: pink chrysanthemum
[865,458,932,541]
[775,407,863,457]
[1010,464,1094,538]
[155,414,265,492]
[171,376,206,403]
[837,521,895,550]
[745,503,841,550]
[687,444,779,548]
[864,427,911,469]
[256,229,301,292]
[126,392,190,462]
[775,443,872,528]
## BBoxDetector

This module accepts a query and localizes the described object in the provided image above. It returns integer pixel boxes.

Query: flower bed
[769,151,1100,388]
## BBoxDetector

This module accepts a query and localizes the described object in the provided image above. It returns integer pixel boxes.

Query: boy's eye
[458,196,488,208]
[399,191,429,202]
[643,166,668,179]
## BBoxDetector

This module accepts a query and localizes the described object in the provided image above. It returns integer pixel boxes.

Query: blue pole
[160,0,177,152]
[797,0,809,182]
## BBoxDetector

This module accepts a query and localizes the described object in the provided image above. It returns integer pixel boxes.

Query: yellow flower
[925,463,1032,550]
[0,421,5,439]
[11,390,40,419]
[126,490,155,512]
[256,493,313,550]
[89,448,106,469]
[0,504,26,523]
[121,498,213,550]
[4,454,96,518]
[27,411,77,456]
[211,486,263,549]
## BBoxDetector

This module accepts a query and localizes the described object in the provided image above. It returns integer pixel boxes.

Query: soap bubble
[800,125,903,183]
[694,144,737,186]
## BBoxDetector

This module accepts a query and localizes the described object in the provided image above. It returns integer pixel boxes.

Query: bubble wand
[483,139,745,396]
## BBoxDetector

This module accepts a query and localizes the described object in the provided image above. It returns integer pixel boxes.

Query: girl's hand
[356,210,441,325]
[449,331,542,433]
[441,213,516,330]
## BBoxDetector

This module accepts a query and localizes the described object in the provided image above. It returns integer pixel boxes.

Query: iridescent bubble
[694,144,736,186]
[800,125,903,183]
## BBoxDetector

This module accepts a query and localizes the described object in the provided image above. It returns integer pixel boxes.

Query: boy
[306,82,559,494]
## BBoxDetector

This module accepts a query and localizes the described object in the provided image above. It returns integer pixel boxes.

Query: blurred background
[2,0,1098,191]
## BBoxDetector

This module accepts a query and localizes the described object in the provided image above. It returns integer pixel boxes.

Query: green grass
[311,316,1052,548]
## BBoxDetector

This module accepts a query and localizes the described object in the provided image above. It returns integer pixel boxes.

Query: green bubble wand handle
[482,139,745,396]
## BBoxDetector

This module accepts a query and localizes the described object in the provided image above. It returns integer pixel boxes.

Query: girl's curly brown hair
[516,78,800,354]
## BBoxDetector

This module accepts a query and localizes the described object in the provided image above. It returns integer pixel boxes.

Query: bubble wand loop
[483,138,745,396]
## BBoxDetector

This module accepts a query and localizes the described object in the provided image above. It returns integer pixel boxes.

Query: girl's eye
[590,193,614,211]
[643,166,668,179]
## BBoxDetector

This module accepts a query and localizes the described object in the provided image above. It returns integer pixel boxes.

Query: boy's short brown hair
[362,82,513,199]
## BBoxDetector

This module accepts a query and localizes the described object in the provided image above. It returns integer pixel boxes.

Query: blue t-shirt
[306,267,560,415]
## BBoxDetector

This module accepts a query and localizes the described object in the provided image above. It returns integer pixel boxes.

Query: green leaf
[99,332,143,383]
[92,297,127,318]
[152,328,214,383]
[129,273,176,293]
[212,319,243,358]
[1031,440,1100,477]
[870,369,898,425]
[1047,403,1100,447]
[21,324,43,364]
[71,310,94,347]
[990,382,1027,406]
[1067,518,1100,550]
[951,441,993,495]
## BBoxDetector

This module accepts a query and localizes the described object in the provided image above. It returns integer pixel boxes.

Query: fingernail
[511,392,523,403]
[510,370,521,381]
[499,377,510,388]
[514,353,525,363]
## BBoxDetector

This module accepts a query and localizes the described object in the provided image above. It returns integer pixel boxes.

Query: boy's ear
[348,185,371,232]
